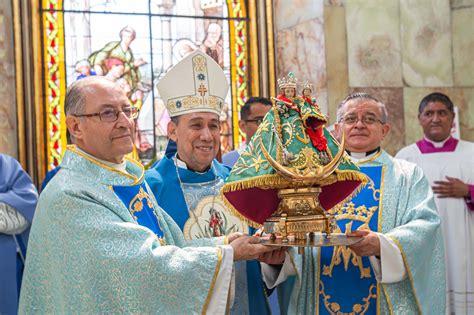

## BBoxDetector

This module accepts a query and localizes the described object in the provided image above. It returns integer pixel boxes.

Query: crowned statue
[222,72,368,248]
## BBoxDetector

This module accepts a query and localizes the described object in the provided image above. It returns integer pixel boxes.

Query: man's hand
[226,232,243,243]
[432,176,469,198]
[230,235,276,261]
[347,230,380,257]
[258,247,286,265]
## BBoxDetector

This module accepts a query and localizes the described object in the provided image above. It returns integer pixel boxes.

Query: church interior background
[0,0,473,186]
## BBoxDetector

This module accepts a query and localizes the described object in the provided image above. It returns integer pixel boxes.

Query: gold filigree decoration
[320,281,377,315]
[366,178,381,201]
[327,202,378,223]
[281,122,294,147]
[295,124,310,144]
[129,187,151,220]
[322,221,371,278]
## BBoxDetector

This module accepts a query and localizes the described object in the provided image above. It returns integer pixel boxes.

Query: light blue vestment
[146,155,272,314]
[280,151,446,314]
[0,154,38,315]
[19,147,226,314]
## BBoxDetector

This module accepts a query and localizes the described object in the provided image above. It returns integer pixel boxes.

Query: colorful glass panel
[40,0,251,169]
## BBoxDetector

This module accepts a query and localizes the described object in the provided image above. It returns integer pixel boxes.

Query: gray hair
[336,93,388,123]
[64,76,115,116]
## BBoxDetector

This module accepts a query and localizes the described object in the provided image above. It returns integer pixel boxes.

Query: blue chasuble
[319,165,383,314]
[146,155,272,314]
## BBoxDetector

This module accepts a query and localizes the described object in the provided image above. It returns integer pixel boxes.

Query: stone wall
[274,0,474,155]
[0,0,17,157]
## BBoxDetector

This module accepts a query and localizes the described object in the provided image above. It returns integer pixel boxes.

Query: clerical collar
[76,147,127,173]
[174,154,211,174]
[424,136,451,148]
[345,147,380,159]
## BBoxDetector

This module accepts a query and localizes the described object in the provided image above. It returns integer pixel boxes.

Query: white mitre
[157,51,229,117]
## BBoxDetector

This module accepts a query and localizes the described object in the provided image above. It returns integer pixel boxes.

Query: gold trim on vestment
[202,247,223,315]
[355,150,383,165]
[377,283,381,315]
[382,284,394,315]
[388,236,423,314]
[316,247,321,312]
[67,145,143,184]
[377,166,386,234]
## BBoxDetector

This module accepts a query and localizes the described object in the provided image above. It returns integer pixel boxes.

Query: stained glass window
[40,0,253,169]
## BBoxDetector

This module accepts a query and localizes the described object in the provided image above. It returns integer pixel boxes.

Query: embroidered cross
[198,83,208,96]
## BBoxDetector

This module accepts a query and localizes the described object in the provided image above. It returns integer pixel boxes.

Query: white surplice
[397,140,474,314]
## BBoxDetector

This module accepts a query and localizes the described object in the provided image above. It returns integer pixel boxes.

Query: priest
[240,92,445,314]
[19,76,274,314]
[145,51,274,314]
[396,92,473,314]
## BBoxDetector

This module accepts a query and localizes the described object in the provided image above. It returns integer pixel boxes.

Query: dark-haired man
[145,51,277,314]
[222,97,272,167]
[396,92,473,314]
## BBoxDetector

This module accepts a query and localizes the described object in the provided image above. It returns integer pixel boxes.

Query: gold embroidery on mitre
[166,53,224,116]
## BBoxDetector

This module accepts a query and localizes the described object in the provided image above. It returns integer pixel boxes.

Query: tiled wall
[274,0,474,155]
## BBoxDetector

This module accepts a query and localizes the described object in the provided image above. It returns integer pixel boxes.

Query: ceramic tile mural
[452,6,474,86]
[400,0,453,87]
[346,0,403,87]
[324,5,349,123]
[0,2,17,157]
[352,88,405,156]
[274,0,328,113]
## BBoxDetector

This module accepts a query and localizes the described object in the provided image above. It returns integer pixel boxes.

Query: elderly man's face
[418,101,454,142]
[168,112,220,172]
[67,81,134,163]
[335,99,390,153]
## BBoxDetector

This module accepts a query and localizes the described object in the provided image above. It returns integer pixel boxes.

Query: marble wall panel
[351,88,404,156]
[274,0,324,31]
[400,0,453,87]
[0,1,17,157]
[452,7,474,86]
[451,0,474,8]
[324,5,349,123]
[403,88,474,145]
[275,17,328,113]
[346,0,403,87]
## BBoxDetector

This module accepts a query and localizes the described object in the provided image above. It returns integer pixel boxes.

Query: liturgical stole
[319,165,384,314]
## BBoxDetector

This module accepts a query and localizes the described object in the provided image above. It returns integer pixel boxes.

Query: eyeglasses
[340,115,384,125]
[72,107,139,122]
[244,117,264,126]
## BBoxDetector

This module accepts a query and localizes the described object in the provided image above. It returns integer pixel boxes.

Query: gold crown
[302,81,313,92]
[278,72,298,89]
[327,201,377,223]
